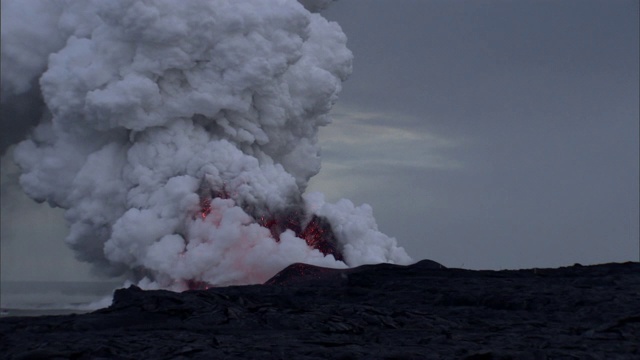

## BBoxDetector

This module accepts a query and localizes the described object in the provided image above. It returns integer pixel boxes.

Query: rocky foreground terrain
[1,260,639,359]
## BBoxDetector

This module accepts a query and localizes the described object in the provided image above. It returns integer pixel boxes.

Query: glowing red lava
[188,188,344,290]
[186,280,211,290]
[256,209,343,261]
[199,197,211,219]
[300,215,343,262]
[196,183,231,220]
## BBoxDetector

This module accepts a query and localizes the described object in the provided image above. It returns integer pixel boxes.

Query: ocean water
[0,281,122,317]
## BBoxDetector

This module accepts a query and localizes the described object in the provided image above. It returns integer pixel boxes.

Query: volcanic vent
[197,180,344,263]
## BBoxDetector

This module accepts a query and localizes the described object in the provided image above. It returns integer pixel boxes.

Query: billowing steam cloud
[1,0,411,289]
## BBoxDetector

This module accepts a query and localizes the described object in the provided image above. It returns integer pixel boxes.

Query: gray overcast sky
[1,0,638,281]
[312,0,639,269]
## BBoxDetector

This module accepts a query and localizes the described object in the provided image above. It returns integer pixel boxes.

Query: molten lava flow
[197,188,344,264]
[199,197,211,219]
[256,209,344,261]
[258,215,280,240]
[196,180,232,220]
[186,280,210,290]
[300,215,344,262]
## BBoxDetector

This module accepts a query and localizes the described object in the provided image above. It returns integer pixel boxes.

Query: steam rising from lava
[1,0,411,289]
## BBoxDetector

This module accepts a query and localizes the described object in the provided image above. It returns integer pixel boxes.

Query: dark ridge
[2,261,639,359]
[264,262,346,286]
[265,259,446,286]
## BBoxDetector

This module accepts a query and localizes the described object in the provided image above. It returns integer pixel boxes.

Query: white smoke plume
[2,0,411,290]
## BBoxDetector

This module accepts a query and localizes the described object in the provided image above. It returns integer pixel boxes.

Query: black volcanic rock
[265,259,445,286]
[264,262,348,286]
[1,261,639,359]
